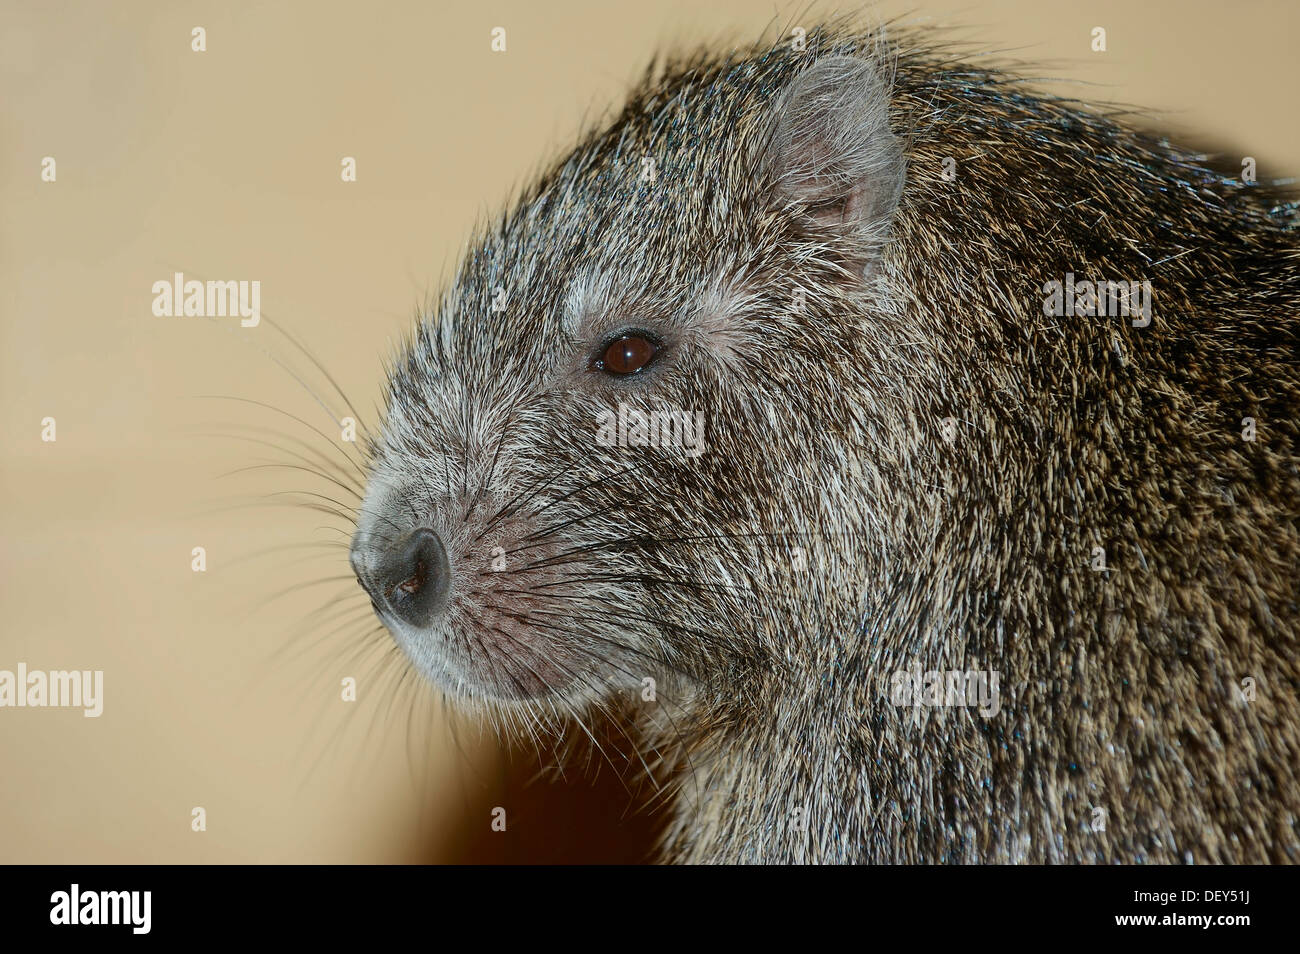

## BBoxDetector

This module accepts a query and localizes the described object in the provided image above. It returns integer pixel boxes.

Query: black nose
[367,527,451,628]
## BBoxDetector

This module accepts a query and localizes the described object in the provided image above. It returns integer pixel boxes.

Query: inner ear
[760,55,906,256]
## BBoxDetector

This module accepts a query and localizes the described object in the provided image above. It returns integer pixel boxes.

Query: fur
[350,22,1300,863]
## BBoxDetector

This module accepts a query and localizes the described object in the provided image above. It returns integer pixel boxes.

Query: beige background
[2,0,1296,863]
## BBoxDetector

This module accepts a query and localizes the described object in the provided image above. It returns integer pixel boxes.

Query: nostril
[374,527,450,629]
[389,557,428,598]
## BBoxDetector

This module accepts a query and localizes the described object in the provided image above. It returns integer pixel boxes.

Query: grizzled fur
[351,23,1300,863]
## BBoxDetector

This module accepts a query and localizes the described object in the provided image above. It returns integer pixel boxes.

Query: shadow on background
[439,735,674,864]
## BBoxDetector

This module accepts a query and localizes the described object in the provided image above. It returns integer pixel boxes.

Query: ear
[760,55,906,263]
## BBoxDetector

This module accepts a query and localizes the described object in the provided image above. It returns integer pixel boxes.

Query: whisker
[470,619,636,797]
[258,312,376,446]
[193,395,369,487]
[195,427,363,499]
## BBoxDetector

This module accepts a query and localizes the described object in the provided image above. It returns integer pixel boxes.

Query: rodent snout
[355,527,451,630]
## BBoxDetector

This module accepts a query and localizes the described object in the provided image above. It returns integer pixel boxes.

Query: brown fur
[351,22,1300,863]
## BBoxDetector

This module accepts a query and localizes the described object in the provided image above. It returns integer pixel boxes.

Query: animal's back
[655,27,1300,864]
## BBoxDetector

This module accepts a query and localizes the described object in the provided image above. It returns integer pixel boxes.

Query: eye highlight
[591,332,660,375]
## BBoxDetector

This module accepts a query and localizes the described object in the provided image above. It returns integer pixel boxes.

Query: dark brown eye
[594,334,659,375]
